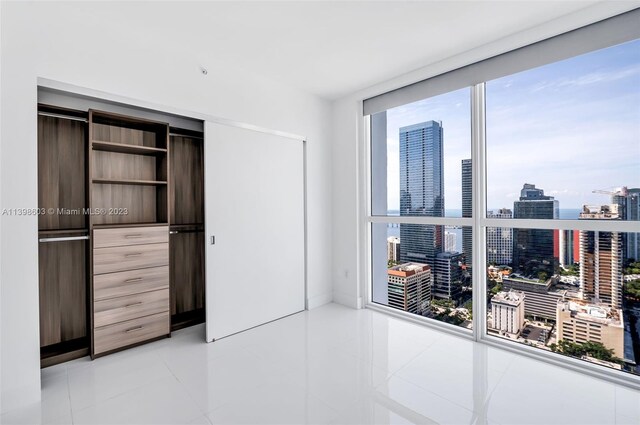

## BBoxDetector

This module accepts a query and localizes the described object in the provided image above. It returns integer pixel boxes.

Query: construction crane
[592,186,628,197]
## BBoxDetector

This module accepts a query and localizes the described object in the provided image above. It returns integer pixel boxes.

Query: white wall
[330,2,638,310]
[0,2,333,413]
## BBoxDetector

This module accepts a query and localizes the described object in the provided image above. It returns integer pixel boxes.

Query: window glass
[486,39,640,220]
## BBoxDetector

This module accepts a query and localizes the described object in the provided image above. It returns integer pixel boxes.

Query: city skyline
[383,38,640,212]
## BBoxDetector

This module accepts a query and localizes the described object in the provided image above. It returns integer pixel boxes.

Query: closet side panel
[38,116,86,231]
[170,136,204,225]
[38,240,87,346]
[170,231,205,315]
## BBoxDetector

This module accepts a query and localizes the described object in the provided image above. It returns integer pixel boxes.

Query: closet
[38,105,89,367]
[38,101,205,365]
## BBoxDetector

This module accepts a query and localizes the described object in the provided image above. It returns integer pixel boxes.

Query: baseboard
[332,291,362,309]
[306,292,333,310]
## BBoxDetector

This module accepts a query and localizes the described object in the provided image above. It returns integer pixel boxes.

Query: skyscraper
[399,121,444,266]
[627,188,640,261]
[433,252,464,303]
[610,187,629,261]
[461,159,472,264]
[444,231,457,253]
[487,209,513,265]
[387,236,401,264]
[579,204,623,309]
[559,229,580,268]
[513,183,559,278]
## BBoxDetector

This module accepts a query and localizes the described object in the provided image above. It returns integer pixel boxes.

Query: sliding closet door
[204,122,305,341]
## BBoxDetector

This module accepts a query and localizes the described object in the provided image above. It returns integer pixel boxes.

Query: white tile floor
[2,303,639,425]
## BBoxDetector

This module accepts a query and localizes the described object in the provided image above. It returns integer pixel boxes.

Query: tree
[463,299,473,320]
[554,339,623,364]
[625,261,640,275]
[538,271,548,282]
[490,282,503,295]
[624,280,640,300]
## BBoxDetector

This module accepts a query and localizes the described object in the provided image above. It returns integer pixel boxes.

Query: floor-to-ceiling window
[365,9,640,384]
[370,89,473,330]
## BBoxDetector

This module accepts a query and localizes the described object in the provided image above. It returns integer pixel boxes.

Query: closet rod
[39,235,89,243]
[169,229,203,234]
[38,111,88,123]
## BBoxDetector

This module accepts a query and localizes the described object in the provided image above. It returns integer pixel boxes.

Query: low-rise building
[556,300,624,359]
[490,290,525,337]
[502,276,566,321]
[387,263,431,315]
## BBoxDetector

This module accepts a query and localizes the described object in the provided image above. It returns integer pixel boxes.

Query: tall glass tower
[461,159,472,265]
[399,121,444,266]
[513,183,559,278]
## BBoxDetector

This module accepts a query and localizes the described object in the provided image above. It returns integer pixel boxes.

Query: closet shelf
[92,178,168,186]
[92,141,167,156]
[39,228,89,235]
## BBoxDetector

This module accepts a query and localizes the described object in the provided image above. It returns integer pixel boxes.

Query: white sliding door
[204,122,305,341]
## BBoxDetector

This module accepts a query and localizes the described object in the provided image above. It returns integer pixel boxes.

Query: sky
[382,39,640,213]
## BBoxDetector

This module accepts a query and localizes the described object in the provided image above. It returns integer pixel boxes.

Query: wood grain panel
[92,123,157,148]
[94,266,169,300]
[38,115,86,230]
[93,243,168,275]
[92,150,157,181]
[170,231,205,315]
[93,311,169,355]
[94,226,168,249]
[169,135,204,225]
[39,240,87,346]
[94,289,169,328]
[91,184,158,225]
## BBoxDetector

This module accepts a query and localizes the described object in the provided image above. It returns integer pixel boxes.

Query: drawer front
[94,266,169,300]
[94,289,169,328]
[93,243,168,275]
[94,311,169,355]
[93,226,168,249]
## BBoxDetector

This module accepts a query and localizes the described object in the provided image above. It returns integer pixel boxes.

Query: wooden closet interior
[38,99,205,367]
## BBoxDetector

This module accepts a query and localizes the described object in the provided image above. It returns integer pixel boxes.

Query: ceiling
[35,1,639,100]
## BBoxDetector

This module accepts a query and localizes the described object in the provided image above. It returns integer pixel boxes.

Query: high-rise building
[490,290,525,337]
[444,231,457,253]
[387,236,401,264]
[556,300,624,359]
[487,209,513,265]
[387,263,432,315]
[461,159,472,264]
[432,252,464,302]
[399,121,444,266]
[623,188,640,261]
[559,229,580,268]
[579,204,623,309]
[513,183,559,277]
[609,187,629,261]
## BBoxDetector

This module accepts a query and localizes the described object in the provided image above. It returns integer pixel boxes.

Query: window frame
[360,9,640,390]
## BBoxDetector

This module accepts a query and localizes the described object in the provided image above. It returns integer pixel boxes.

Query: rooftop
[388,262,430,278]
[558,300,622,327]
[492,290,525,306]
[579,204,620,220]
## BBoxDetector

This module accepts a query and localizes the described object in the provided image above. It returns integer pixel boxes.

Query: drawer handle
[124,302,143,308]
[125,234,143,239]
[124,277,143,283]
[125,252,143,257]
[125,326,144,333]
